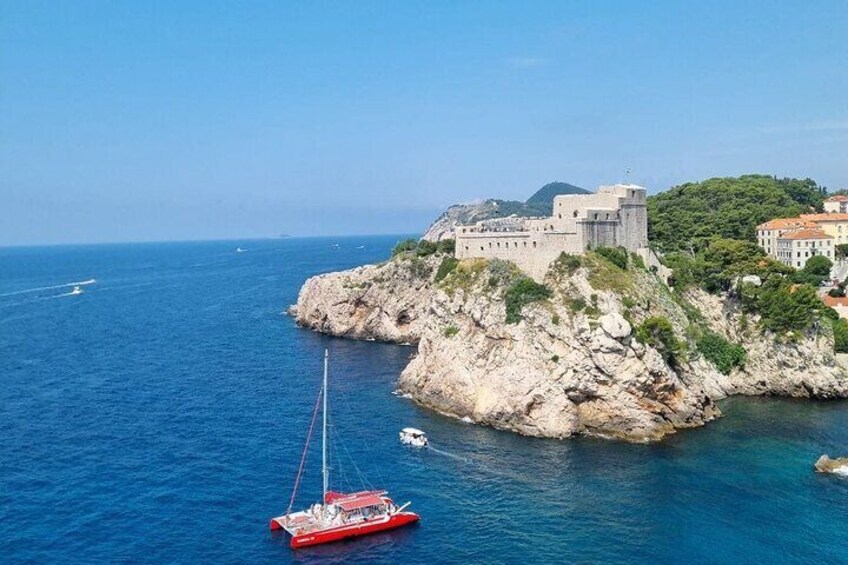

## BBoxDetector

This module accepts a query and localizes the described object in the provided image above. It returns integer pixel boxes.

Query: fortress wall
[453,184,649,281]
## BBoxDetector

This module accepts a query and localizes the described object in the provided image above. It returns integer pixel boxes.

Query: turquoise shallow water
[2,236,847,564]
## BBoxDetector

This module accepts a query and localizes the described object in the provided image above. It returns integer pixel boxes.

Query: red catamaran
[269,350,419,548]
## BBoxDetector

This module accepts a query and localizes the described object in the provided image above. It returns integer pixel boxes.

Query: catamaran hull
[272,512,419,548]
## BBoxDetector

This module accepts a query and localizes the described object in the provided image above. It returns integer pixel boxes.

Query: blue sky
[2,1,847,245]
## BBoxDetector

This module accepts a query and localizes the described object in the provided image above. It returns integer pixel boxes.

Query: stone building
[757,218,835,269]
[455,184,649,280]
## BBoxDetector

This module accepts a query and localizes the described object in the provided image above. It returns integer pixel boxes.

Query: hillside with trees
[647,175,827,253]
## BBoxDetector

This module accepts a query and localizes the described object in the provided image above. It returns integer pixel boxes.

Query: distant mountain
[422,181,587,241]
[525,182,589,215]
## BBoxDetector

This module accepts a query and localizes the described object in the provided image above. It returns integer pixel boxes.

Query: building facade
[455,184,649,280]
[757,219,835,269]
[824,195,848,214]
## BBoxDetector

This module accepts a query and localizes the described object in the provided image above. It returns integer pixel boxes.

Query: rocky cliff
[292,252,848,442]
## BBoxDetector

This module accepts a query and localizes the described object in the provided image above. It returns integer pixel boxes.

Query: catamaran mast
[322,348,329,501]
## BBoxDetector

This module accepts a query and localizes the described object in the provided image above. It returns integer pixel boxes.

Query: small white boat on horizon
[69,285,83,296]
[236,247,246,253]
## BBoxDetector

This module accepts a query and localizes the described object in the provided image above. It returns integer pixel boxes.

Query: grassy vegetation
[583,252,634,294]
[443,325,459,338]
[549,252,582,278]
[438,259,488,296]
[594,246,629,270]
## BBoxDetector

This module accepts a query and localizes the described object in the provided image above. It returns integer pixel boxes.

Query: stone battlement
[455,184,648,280]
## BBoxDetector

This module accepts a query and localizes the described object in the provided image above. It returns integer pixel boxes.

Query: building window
[465,245,469,251]
[523,241,527,247]
[550,225,554,231]
[594,213,598,220]
[489,242,492,248]
[532,241,537,248]
[558,214,562,219]
[573,210,578,218]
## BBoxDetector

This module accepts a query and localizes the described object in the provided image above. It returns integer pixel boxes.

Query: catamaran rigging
[269,349,419,548]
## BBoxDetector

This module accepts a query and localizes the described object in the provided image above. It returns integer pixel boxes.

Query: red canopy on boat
[327,491,387,512]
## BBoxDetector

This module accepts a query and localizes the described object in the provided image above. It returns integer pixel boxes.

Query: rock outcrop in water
[292,252,848,442]
[814,455,848,475]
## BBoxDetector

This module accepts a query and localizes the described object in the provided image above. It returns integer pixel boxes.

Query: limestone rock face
[294,256,441,343]
[422,201,528,242]
[688,289,848,399]
[814,455,848,476]
[293,254,848,443]
[396,267,719,442]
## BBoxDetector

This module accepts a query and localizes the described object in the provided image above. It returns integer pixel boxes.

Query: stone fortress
[455,184,649,280]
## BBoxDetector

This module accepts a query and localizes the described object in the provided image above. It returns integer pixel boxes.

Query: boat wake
[0,278,96,298]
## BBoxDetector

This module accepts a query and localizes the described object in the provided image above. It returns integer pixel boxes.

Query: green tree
[647,175,824,253]
[803,255,832,278]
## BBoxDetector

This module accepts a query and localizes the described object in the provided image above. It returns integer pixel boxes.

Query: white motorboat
[69,286,83,295]
[399,428,428,448]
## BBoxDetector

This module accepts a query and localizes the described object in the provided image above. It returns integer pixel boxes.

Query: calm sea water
[2,236,848,564]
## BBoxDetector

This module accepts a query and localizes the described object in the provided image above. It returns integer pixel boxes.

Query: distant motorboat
[236,247,246,253]
[69,286,83,296]
[399,428,428,448]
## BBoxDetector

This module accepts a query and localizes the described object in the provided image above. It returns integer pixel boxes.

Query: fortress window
[573,210,578,218]
[462,228,466,233]
[606,213,609,220]
[523,242,527,247]
[532,241,537,248]
[550,225,554,231]
[594,213,598,220]
[497,242,501,248]
[558,214,562,219]
[489,242,492,248]
[465,245,469,251]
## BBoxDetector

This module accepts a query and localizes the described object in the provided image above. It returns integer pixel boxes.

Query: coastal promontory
[291,176,848,442]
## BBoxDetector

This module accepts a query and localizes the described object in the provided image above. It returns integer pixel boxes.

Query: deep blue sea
[2,236,848,564]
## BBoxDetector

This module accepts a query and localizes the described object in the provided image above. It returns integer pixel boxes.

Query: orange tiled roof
[779,228,832,240]
[800,213,848,222]
[823,295,848,307]
[826,195,848,202]
[758,218,808,230]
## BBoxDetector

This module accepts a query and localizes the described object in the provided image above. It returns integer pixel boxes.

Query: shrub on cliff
[392,237,455,258]
[635,317,681,366]
[550,252,582,277]
[505,277,552,324]
[392,238,418,256]
[437,239,456,254]
[696,331,746,374]
[435,257,459,282]
[832,318,848,353]
[595,246,629,270]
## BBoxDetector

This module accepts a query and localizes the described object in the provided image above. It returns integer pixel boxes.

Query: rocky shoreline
[291,252,848,442]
